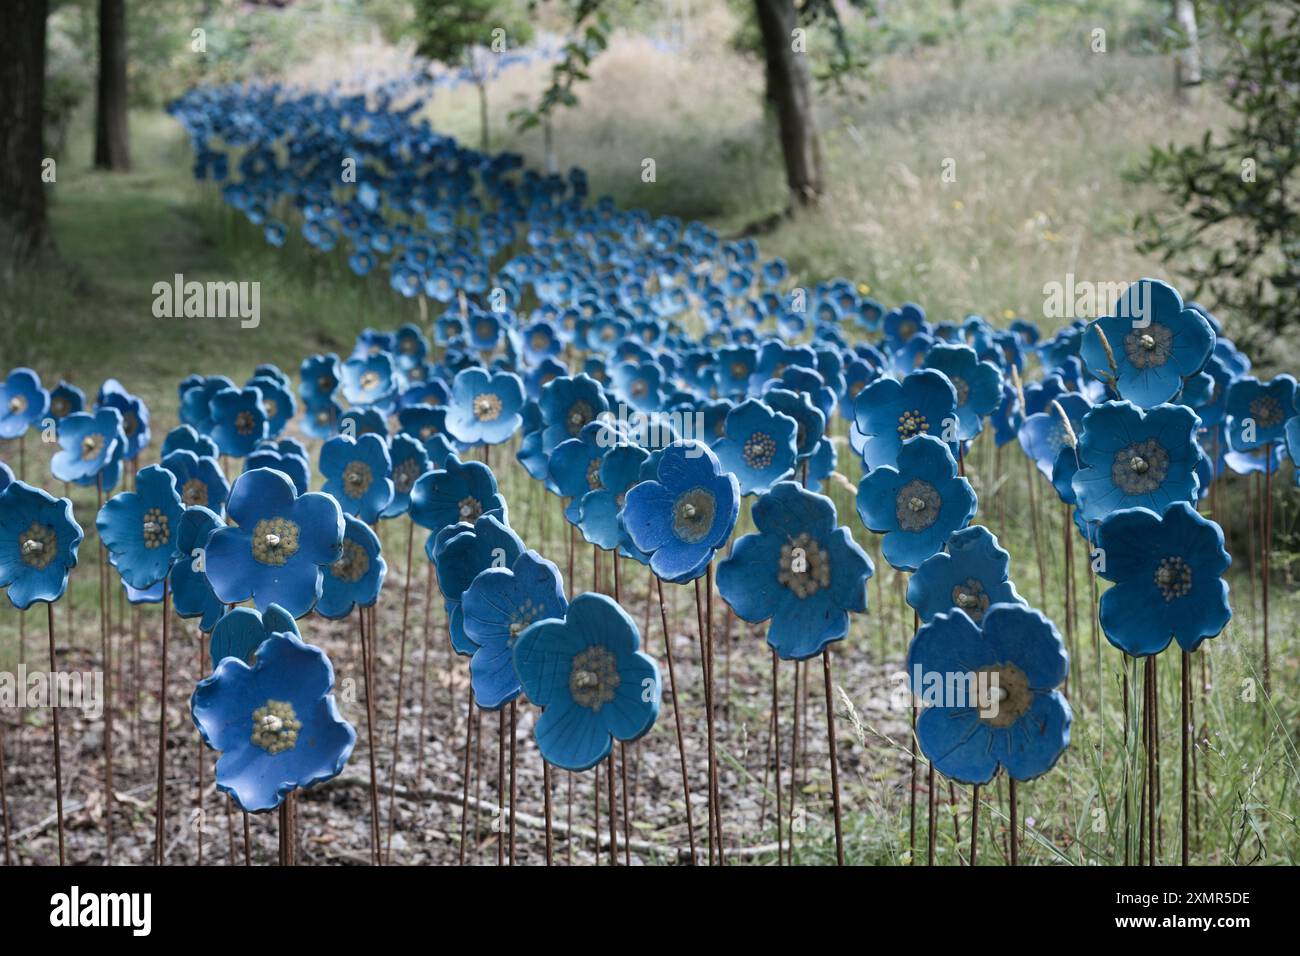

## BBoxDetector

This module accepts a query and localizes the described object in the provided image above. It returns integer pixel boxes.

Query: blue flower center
[473,393,502,421]
[235,410,258,436]
[343,461,374,498]
[976,663,1030,728]
[331,538,370,583]
[8,395,27,415]
[1110,438,1168,494]
[672,486,717,543]
[742,431,777,470]
[569,645,620,710]
[251,517,300,566]
[895,479,941,532]
[778,533,829,598]
[1249,395,1284,429]
[19,523,57,570]
[181,478,209,506]
[1155,556,1192,601]
[142,508,170,549]
[1123,323,1172,369]
[251,699,301,754]
[896,409,929,439]
[952,579,989,621]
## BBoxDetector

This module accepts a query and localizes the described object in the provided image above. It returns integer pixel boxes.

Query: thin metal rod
[48,601,66,864]
[358,605,381,864]
[382,518,417,863]
[822,648,844,865]
[656,575,697,864]
[153,577,171,865]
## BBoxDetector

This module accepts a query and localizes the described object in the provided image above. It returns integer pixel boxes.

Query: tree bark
[0,0,50,263]
[753,0,824,206]
[1173,0,1201,105]
[94,0,131,170]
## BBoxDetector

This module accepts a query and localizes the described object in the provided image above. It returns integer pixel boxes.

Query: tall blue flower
[209,386,268,458]
[51,407,126,489]
[856,433,977,572]
[513,592,660,772]
[382,433,430,519]
[1079,279,1214,408]
[763,387,825,461]
[445,367,525,446]
[462,550,568,709]
[1070,401,1201,522]
[432,514,525,655]
[906,525,1025,624]
[209,604,299,668]
[180,375,235,434]
[204,467,344,618]
[576,443,650,552]
[170,505,226,632]
[922,344,1003,441]
[853,369,959,471]
[537,374,609,454]
[713,398,798,495]
[48,381,85,421]
[907,604,1071,784]
[1095,502,1231,656]
[549,420,619,524]
[191,631,355,813]
[623,441,739,582]
[410,455,506,538]
[161,424,219,460]
[96,464,184,590]
[1019,393,1091,479]
[0,481,83,609]
[318,515,387,620]
[340,351,398,410]
[717,481,873,661]
[248,375,296,438]
[299,354,342,405]
[0,368,50,440]
[245,445,310,496]
[320,434,394,524]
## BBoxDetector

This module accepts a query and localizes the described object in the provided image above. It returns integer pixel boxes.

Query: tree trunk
[94,0,131,170]
[0,0,50,263]
[1173,0,1201,105]
[753,0,824,206]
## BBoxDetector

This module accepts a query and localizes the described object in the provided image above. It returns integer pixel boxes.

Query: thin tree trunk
[0,0,50,263]
[94,0,131,170]
[1173,0,1201,105]
[753,0,824,206]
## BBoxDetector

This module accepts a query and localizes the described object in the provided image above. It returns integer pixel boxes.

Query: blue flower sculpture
[445,367,525,446]
[170,505,226,632]
[856,433,977,572]
[432,513,525,655]
[513,592,660,772]
[0,480,83,609]
[209,604,300,667]
[317,515,387,620]
[1094,502,1231,656]
[191,631,355,813]
[907,604,1071,784]
[462,550,568,709]
[0,368,50,440]
[320,433,394,524]
[623,441,739,582]
[204,467,344,618]
[51,407,126,489]
[717,481,873,661]
[906,525,1026,623]
[1070,401,1200,523]
[410,455,506,539]
[713,398,798,495]
[1079,279,1214,408]
[853,368,959,471]
[96,464,185,590]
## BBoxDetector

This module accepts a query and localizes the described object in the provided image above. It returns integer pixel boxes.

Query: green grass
[1,0,1296,865]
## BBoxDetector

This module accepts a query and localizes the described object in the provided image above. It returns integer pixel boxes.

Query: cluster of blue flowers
[0,79,1276,832]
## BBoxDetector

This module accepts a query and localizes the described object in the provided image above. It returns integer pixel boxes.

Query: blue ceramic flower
[48,381,85,421]
[763,387,825,461]
[1079,279,1214,408]
[713,398,798,495]
[549,420,619,524]
[445,367,525,446]
[856,433,977,572]
[51,407,126,489]
[1070,401,1200,522]
[340,351,398,410]
[248,375,296,438]
[0,368,50,440]
[537,374,610,454]
[96,464,185,590]
[432,513,525,655]
[97,379,151,460]
[922,344,1003,441]
[409,455,506,538]
[209,604,299,667]
[170,505,226,632]
[299,354,342,405]
[208,386,268,458]
[192,631,355,813]
[320,434,394,524]
[317,515,387,620]
[161,424,219,460]
[382,433,430,519]
[1224,374,1296,454]
[0,480,83,609]
[717,481,873,660]
[462,550,568,709]
[513,592,660,772]
[853,369,959,471]
[1095,502,1231,656]
[1019,393,1091,480]
[180,375,234,434]
[576,443,650,551]
[906,525,1025,624]
[245,445,310,496]
[204,467,344,618]
[161,449,230,512]
[907,604,1071,784]
[623,440,739,582]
